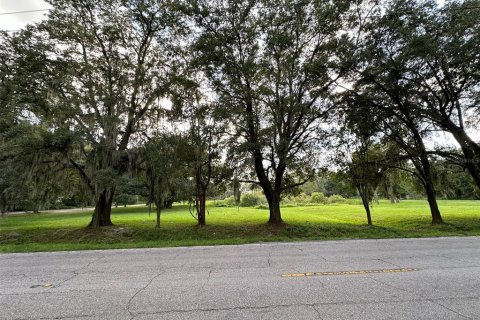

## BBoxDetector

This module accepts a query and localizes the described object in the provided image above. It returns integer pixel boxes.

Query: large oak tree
[353,0,480,190]
[3,0,181,227]
[190,0,354,224]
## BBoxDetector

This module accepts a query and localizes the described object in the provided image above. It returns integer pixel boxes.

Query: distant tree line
[0,0,478,226]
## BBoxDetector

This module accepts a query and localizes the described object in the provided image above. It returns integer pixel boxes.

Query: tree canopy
[1,0,479,227]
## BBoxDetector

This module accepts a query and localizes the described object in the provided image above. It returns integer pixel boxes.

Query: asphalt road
[1,237,480,320]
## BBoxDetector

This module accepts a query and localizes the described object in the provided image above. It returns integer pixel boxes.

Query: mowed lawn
[0,200,479,253]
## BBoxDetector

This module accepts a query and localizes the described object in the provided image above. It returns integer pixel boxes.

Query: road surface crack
[134,302,325,316]
[368,277,414,295]
[199,268,214,292]
[311,305,324,320]
[55,256,104,288]
[428,299,473,319]
[439,254,480,266]
[133,298,448,317]
[369,275,474,319]
[5,273,28,278]
[127,270,165,320]
[376,258,402,268]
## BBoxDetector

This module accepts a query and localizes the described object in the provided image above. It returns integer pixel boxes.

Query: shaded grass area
[1,200,479,253]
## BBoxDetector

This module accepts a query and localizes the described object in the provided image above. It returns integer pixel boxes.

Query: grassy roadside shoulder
[1,200,479,253]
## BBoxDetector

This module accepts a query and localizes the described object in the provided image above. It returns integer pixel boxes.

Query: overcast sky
[1,0,446,31]
[0,0,52,31]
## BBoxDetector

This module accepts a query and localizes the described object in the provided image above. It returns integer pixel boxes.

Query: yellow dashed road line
[282,268,418,277]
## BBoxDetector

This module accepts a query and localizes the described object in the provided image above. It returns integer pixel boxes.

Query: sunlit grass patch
[1,200,479,253]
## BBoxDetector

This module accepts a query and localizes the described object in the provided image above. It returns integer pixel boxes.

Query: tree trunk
[250,137,284,225]
[424,181,443,224]
[0,194,6,216]
[164,198,173,209]
[260,184,284,225]
[410,155,441,224]
[89,188,114,227]
[445,122,480,189]
[195,169,207,226]
[408,124,444,225]
[155,199,162,228]
[459,150,480,190]
[198,192,206,226]
[267,193,283,225]
[385,182,397,204]
[362,199,372,225]
[463,159,480,190]
[417,156,443,225]
[359,188,372,225]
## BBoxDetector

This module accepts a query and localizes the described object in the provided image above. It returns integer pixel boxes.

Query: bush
[310,192,326,204]
[327,194,346,204]
[213,201,229,207]
[281,203,298,208]
[284,192,310,206]
[290,192,309,204]
[223,195,237,207]
[240,192,266,207]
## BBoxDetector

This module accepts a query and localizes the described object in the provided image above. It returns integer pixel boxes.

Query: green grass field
[1,200,479,253]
